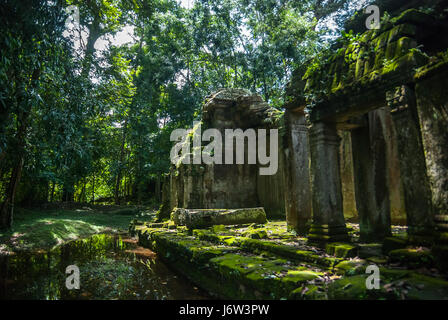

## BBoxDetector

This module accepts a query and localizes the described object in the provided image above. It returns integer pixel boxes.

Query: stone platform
[130,219,448,300]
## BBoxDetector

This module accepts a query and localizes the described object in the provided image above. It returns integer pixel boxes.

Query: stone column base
[406,225,435,246]
[308,224,349,243]
[433,215,448,270]
[435,214,448,244]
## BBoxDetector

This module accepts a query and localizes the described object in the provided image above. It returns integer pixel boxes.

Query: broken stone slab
[170,207,267,229]
[358,243,383,259]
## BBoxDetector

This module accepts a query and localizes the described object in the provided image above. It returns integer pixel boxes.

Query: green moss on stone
[404,273,448,300]
[392,9,435,26]
[243,228,268,239]
[240,238,342,268]
[389,248,434,266]
[366,256,388,265]
[290,285,327,300]
[335,259,367,275]
[208,253,316,299]
[283,270,322,282]
[325,242,358,258]
[327,274,388,300]
[383,236,408,254]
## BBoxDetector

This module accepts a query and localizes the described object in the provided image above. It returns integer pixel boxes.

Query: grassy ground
[0,205,154,253]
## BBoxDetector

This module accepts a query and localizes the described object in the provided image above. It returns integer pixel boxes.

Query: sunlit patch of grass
[0,206,144,252]
[5,219,103,250]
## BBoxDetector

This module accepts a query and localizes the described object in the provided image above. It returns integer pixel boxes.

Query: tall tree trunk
[155,173,162,203]
[0,151,5,165]
[0,68,39,229]
[91,173,95,204]
[128,174,133,201]
[81,8,102,78]
[0,157,23,229]
[62,184,74,202]
[114,120,127,205]
[137,157,143,205]
[49,181,55,203]
[78,179,86,203]
[123,173,127,203]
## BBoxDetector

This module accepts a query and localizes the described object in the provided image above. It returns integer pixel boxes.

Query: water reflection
[0,234,209,300]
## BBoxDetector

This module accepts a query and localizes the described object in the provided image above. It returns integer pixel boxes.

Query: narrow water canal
[0,234,210,300]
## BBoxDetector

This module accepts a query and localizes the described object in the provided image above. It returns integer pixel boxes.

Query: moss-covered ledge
[133,224,328,299]
[130,220,448,300]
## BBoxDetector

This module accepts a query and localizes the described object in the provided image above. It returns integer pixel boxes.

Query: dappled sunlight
[0,208,140,252]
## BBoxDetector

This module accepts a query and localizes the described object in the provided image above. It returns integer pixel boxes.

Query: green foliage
[0,0,357,226]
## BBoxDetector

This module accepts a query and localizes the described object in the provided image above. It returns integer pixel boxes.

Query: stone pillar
[170,165,184,208]
[169,168,177,210]
[339,131,358,222]
[415,71,448,243]
[387,85,434,237]
[381,110,406,226]
[257,139,286,218]
[308,121,348,242]
[157,174,172,220]
[351,109,391,242]
[284,109,312,234]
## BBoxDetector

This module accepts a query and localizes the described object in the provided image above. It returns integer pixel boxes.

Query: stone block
[171,207,267,229]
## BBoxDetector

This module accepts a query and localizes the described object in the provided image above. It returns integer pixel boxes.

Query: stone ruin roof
[202,88,283,129]
[285,7,448,124]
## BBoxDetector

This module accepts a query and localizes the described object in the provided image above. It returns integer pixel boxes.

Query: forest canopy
[0,0,367,229]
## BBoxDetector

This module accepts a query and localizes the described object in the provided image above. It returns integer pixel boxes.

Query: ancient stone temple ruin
[164,88,286,219]
[132,2,448,300]
[284,6,448,246]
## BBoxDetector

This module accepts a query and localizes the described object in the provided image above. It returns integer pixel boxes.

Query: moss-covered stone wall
[130,220,448,299]
[286,8,448,123]
[284,5,448,243]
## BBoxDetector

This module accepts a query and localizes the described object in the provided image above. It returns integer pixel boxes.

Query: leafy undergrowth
[0,206,152,253]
